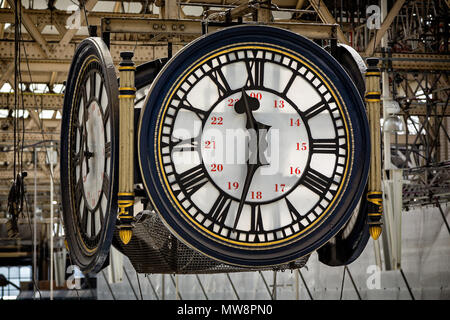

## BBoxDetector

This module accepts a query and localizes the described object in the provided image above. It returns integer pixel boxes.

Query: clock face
[139,26,370,266]
[60,38,118,272]
[73,65,111,245]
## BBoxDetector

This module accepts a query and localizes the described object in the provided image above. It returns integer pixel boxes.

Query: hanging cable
[13,0,18,181]
[339,266,346,300]
[81,0,90,29]
[10,0,84,299]
[6,0,23,240]
[132,0,149,54]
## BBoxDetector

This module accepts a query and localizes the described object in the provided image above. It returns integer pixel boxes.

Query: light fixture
[383,114,405,133]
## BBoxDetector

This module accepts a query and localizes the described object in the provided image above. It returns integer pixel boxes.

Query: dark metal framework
[378,0,450,208]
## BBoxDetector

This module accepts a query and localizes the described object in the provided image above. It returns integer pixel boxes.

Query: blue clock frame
[138,25,370,267]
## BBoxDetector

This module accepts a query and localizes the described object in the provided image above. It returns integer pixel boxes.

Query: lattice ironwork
[112,210,309,274]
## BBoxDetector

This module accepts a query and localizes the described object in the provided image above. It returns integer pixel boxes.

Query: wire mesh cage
[112,210,309,274]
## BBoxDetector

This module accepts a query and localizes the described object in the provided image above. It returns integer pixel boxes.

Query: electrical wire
[132,0,149,54]
[81,1,90,30]
[136,271,143,300]
[339,266,346,300]
[5,4,41,295]
[22,192,43,299]
[20,45,82,300]
[0,140,58,151]
[13,0,18,181]
[11,1,84,300]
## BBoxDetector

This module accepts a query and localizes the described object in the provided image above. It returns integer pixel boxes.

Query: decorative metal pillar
[117,51,136,245]
[365,58,383,240]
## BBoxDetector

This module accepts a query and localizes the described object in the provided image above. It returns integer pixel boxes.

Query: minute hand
[233,89,263,230]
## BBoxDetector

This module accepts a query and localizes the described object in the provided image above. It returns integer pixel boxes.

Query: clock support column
[117,51,136,245]
[365,58,383,240]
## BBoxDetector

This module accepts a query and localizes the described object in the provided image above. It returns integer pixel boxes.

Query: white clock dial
[82,100,105,211]
[72,69,111,240]
[157,46,348,245]
[61,37,119,273]
[200,90,309,203]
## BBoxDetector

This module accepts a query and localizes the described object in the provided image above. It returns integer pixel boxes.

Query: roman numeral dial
[60,36,119,273]
[154,44,350,248]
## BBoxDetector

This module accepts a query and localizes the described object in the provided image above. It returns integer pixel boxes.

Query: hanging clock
[138,25,370,267]
[60,37,119,273]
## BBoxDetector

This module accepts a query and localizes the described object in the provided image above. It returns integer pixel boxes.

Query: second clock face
[139,26,369,266]
[60,37,119,272]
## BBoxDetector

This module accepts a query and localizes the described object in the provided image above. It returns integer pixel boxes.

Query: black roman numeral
[104,141,111,158]
[285,198,303,222]
[244,58,264,88]
[177,165,209,197]
[282,71,297,95]
[249,204,265,242]
[98,205,104,225]
[102,172,110,197]
[301,168,333,196]
[208,67,231,97]
[168,136,200,153]
[310,138,339,154]
[91,210,96,236]
[89,74,96,98]
[98,81,104,104]
[81,207,88,233]
[303,101,327,120]
[179,100,208,121]
[205,193,231,227]
[75,177,83,203]
[73,152,81,166]
[102,105,110,126]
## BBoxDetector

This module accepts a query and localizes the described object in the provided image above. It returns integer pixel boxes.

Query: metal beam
[0,62,14,88]
[361,53,450,71]
[207,2,256,21]
[0,0,8,39]
[164,0,180,20]
[102,17,335,39]
[308,0,349,45]
[6,0,51,57]
[397,104,450,116]
[2,49,447,86]
[0,8,159,25]
[57,0,99,49]
[0,41,170,64]
[0,127,60,143]
[295,0,306,9]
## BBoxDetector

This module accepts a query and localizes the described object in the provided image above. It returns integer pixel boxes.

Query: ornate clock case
[61,25,372,273]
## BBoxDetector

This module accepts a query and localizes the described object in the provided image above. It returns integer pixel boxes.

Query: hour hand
[234,89,260,120]
[82,109,91,174]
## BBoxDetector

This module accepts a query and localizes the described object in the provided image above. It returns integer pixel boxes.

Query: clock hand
[82,104,91,175]
[233,89,263,230]
[234,89,259,130]
[233,89,273,231]
[235,88,271,164]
